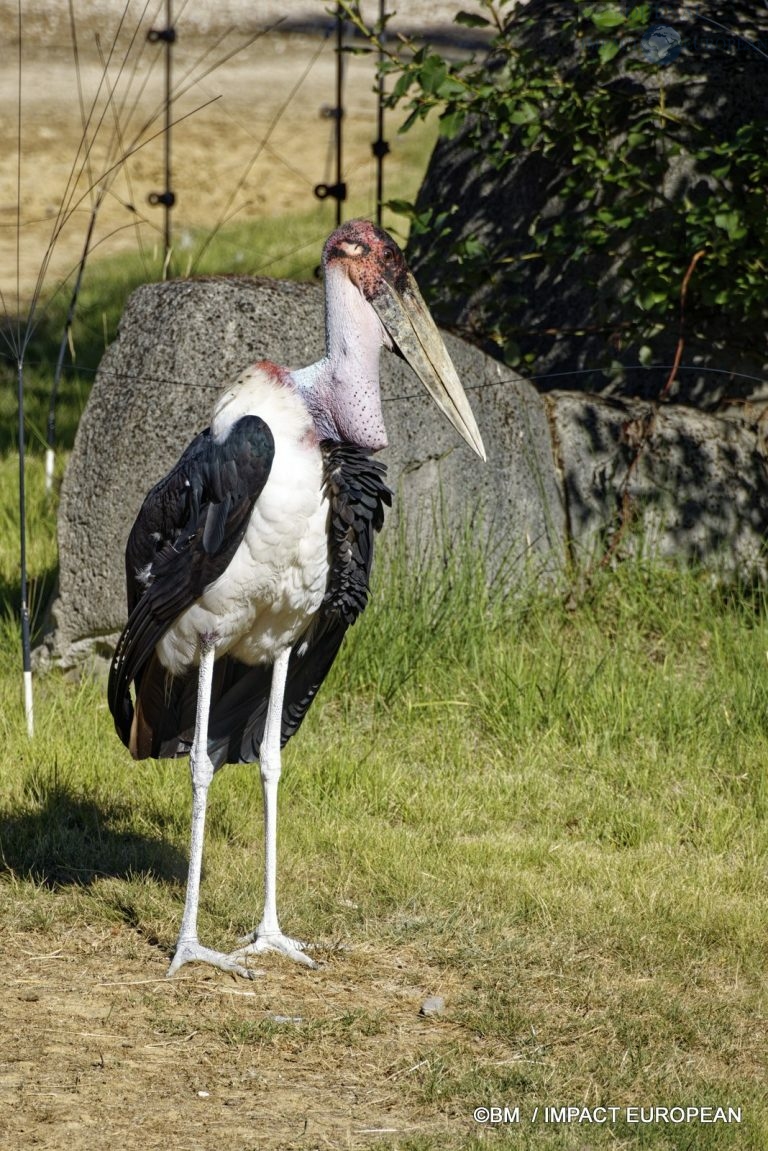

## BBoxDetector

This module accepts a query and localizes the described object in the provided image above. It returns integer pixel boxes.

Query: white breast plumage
[155,364,329,675]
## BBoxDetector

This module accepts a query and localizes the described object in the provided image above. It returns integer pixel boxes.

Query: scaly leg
[167,635,262,980]
[230,647,318,968]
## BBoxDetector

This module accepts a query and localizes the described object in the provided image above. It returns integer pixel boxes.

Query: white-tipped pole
[45,446,55,492]
[17,357,34,738]
[23,669,34,738]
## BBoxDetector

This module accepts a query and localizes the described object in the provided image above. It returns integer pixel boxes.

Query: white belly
[155,365,329,675]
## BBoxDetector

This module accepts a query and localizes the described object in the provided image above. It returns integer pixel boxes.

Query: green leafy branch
[344,0,768,376]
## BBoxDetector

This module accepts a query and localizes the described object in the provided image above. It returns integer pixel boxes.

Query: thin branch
[659,248,707,402]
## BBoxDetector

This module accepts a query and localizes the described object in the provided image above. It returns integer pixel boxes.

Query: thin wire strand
[191,28,331,272]
[5,345,765,402]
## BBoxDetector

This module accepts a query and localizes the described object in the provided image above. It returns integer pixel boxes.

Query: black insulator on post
[314,4,346,227]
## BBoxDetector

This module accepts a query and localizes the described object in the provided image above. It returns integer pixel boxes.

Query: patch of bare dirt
[2,919,468,1149]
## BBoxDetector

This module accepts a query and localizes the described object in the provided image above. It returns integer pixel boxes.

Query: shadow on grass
[0,781,187,889]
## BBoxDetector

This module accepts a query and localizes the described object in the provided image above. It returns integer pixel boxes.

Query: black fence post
[373,1,390,227]
[314,4,347,227]
[147,0,176,273]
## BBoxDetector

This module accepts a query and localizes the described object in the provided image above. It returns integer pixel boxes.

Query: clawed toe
[166,929,321,979]
[167,940,266,980]
[232,932,319,969]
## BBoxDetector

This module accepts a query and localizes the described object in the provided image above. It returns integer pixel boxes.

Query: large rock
[47,275,565,667]
[547,393,768,573]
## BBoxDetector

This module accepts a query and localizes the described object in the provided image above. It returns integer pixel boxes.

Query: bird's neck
[291,271,389,450]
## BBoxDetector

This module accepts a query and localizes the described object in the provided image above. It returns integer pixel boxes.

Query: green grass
[1,161,765,1140]
[0,449,767,1147]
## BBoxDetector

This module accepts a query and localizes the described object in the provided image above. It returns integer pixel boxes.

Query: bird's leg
[167,635,262,980]
[230,648,318,969]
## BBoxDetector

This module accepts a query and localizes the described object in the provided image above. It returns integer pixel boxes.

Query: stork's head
[322,219,486,461]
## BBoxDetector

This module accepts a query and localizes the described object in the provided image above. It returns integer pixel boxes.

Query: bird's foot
[167,938,266,980]
[231,930,319,970]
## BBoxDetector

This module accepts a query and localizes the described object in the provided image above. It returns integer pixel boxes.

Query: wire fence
[0,1,482,734]
[6,2,765,735]
[0,3,450,314]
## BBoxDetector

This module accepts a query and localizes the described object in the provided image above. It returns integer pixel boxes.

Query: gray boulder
[547,393,768,574]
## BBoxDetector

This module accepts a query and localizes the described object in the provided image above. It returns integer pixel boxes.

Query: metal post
[372,1,390,227]
[148,0,176,273]
[17,357,33,737]
[334,4,344,228]
[314,4,347,223]
[15,6,32,736]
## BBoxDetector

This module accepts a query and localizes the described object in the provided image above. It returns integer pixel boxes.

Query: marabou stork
[108,219,485,979]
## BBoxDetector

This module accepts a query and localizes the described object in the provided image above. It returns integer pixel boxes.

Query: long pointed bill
[371,269,486,461]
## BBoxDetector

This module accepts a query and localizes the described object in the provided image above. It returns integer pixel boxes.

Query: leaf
[714,211,747,240]
[598,41,621,64]
[438,107,466,139]
[398,106,423,134]
[590,7,626,30]
[458,237,486,259]
[454,10,492,27]
[503,339,521,365]
[385,199,416,218]
[626,3,652,29]
[637,287,670,310]
[390,72,413,103]
[508,101,539,125]
[417,54,448,95]
[523,122,542,147]
[434,76,467,100]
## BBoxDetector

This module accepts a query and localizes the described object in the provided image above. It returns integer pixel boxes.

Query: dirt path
[3,916,468,1149]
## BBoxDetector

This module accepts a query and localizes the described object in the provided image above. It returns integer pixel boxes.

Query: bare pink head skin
[291,218,486,460]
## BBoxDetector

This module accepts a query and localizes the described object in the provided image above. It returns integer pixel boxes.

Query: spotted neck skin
[291,262,392,451]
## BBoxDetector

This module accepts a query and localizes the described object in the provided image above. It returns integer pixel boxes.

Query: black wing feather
[107,415,275,749]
